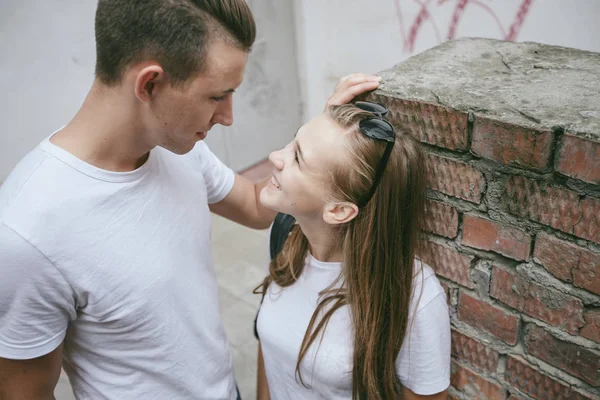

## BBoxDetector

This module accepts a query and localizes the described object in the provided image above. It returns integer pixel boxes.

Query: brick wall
[368,38,599,399]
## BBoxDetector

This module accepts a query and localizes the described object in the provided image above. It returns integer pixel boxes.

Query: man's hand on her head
[326,73,382,107]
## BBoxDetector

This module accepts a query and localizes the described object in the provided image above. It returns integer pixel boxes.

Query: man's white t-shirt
[257,254,451,399]
[0,134,237,399]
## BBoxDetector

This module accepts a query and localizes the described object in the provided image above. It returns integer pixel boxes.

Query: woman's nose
[269,149,284,170]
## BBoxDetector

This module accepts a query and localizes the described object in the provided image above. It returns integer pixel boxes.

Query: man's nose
[213,97,234,127]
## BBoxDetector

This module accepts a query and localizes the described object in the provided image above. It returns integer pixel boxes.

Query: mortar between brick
[520,351,595,390]
[550,126,566,175]
[527,259,600,307]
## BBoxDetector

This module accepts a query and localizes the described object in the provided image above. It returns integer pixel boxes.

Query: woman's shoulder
[410,259,447,315]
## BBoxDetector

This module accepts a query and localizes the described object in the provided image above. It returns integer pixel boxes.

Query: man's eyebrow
[220,88,236,94]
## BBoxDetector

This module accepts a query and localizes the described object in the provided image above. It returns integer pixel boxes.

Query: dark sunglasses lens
[359,119,394,142]
[354,101,389,117]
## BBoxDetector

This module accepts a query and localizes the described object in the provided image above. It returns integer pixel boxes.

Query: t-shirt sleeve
[0,223,76,360]
[194,141,235,204]
[396,293,451,395]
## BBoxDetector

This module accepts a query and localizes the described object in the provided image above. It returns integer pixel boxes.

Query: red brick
[424,199,459,238]
[451,362,506,400]
[420,240,474,288]
[472,117,553,169]
[575,197,600,245]
[426,154,486,204]
[534,233,580,283]
[505,355,571,399]
[503,175,600,244]
[490,266,584,335]
[556,134,600,184]
[576,250,600,295]
[451,329,499,373]
[524,324,600,386]
[581,310,600,344]
[372,94,470,150]
[462,215,531,261]
[457,292,519,345]
[534,233,600,295]
[504,175,580,235]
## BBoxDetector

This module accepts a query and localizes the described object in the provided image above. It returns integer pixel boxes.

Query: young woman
[255,98,451,399]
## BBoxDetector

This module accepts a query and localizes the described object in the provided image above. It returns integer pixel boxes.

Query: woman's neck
[296,217,342,263]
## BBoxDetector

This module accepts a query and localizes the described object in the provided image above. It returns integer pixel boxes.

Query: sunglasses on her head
[353,101,395,208]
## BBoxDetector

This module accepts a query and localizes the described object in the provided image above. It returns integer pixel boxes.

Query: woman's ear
[322,202,359,225]
[134,65,165,102]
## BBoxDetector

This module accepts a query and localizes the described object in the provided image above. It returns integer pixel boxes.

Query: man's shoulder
[0,145,95,232]
[0,147,50,217]
[0,221,41,259]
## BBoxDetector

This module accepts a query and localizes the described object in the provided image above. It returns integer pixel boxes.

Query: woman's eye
[294,149,299,164]
[211,95,226,102]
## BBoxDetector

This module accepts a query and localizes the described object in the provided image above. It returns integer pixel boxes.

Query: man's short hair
[94,0,256,86]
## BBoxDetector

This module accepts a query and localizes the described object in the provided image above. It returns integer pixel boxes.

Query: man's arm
[0,225,76,399]
[0,343,63,400]
[210,174,276,230]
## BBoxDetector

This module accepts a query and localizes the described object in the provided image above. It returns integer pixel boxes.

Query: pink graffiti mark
[394,0,534,53]
[396,0,442,52]
[448,0,507,39]
[413,0,442,44]
[506,0,533,41]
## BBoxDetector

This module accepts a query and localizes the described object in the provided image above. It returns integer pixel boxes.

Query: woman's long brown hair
[256,104,427,399]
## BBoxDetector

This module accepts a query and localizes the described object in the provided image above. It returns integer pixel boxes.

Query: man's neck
[50,81,153,172]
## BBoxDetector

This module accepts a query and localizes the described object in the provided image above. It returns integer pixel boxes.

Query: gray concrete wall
[0,1,96,182]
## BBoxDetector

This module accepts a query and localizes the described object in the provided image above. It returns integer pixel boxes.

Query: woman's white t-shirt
[256,254,451,399]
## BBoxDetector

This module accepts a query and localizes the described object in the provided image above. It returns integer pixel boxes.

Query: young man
[0,0,380,399]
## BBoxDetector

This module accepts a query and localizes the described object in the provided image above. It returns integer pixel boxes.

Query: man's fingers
[345,74,381,85]
[327,81,380,106]
[344,80,380,98]
[328,73,382,107]
[340,73,381,82]
[339,73,381,85]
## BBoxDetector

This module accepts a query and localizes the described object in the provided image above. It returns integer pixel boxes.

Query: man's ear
[322,202,359,226]
[134,65,165,103]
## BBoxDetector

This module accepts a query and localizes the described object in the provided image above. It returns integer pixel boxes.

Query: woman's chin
[259,189,281,212]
